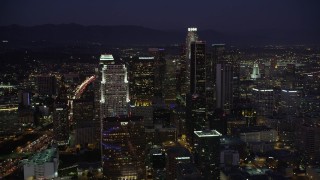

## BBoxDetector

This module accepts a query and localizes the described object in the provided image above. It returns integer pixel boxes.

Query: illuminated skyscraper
[186,94,206,140]
[102,116,145,179]
[53,77,69,145]
[128,56,155,104]
[149,48,166,97]
[186,28,199,61]
[100,54,129,118]
[190,41,206,96]
[186,41,207,141]
[53,102,69,145]
[184,27,199,95]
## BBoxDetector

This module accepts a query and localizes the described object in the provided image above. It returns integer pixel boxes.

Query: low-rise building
[23,147,59,180]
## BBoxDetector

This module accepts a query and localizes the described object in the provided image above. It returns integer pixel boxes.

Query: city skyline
[1,1,320,179]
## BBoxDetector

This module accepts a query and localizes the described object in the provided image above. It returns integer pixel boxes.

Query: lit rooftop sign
[139,57,154,60]
[282,90,298,93]
[153,153,163,156]
[188,27,197,32]
[100,54,114,61]
[121,122,128,126]
[252,88,273,92]
[194,130,222,137]
[175,157,190,160]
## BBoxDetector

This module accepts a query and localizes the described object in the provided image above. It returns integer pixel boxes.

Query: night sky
[1,0,320,32]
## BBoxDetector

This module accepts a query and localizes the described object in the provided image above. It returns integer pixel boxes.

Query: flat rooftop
[194,130,222,137]
[24,147,57,164]
[100,54,114,61]
[244,167,269,176]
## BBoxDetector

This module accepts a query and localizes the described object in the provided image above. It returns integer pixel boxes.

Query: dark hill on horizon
[0,24,319,47]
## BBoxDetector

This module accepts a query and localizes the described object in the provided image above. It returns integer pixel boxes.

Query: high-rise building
[206,44,226,114]
[216,63,233,112]
[74,99,96,147]
[145,125,177,145]
[153,108,171,127]
[280,89,301,117]
[209,44,240,111]
[183,27,199,95]
[102,116,145,179]
[209,108,227,135]
[130,104,153,127]
[164,55,178,104]
[100,54,129,118]
[53,101,69,145]
[52,76,70,145]
[190,41,206,96]
[129,56,155,104]
[94,68,102,145]
[194,130,222,180]
[252,87,274,116]
[18,91,31,107]
[186,94,206,141]
[186,28,199,61]
[177,45,188,97]
[296,124,320,163]
[166,146,192,180]
[36,75,57,96]
[211,44,226,64]
[147,147,166,180]
[185,41,207,141]
[73,78,100,147]
[149,48,166,98]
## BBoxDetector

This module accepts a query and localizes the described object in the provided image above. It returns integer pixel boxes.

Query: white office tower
[23,148,59,180]
[250,63,261,79]
[185,27,199,94]
[100,54,129,118]
[186,27,199,60]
